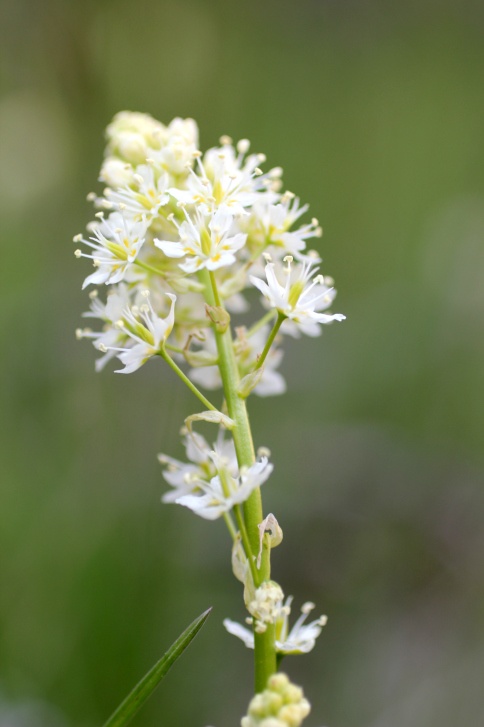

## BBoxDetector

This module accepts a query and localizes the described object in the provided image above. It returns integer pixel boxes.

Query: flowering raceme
[74,111,345,727]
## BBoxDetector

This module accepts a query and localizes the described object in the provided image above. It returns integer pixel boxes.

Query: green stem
[234,504,259,586]
[246,309,277,339]
[159,346,218,412]
[254,312,286,371]
[223,512,238,542]
[165,343,184,354]
[135,259,167,277]
[200,269,276,691]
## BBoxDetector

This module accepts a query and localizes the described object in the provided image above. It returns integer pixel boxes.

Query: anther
[219,135,232,146]
[314,275,325,285]
[141,289,150,298]
[262,252,272,262]
[269,166,283,178]
[75,328,84,339]
[257,446,271,458]
[115,320,124,329]
[301,602,315,614]
[134,174,144,185]
[192,150,202,158]
[98,343,108,352]
[318,615,328,626]
[74,249,82,258]
[283,255,293,264]
[254,167,263,176]
[73,234,82,242]
[257,153,266,163]
[236,139,250,154]
[89,290,98,299]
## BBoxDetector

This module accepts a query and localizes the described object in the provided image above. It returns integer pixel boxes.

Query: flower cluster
[241,673,311,727]
[75,111,344,378]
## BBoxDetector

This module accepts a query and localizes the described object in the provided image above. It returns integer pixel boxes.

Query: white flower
[151,116,199,175]
[104,165,170,222]
[250,257,345,336]
[108,291,176,374]
[74,213,147,288]
[76,284,133,371]
[176,455,273,520]
[224,598,327,654]
[99,158,136,188]
[247,581,287,633]
[155,208,246,273]
[158,428,237,503]
[243,195,322,258]
[169,139,273,215]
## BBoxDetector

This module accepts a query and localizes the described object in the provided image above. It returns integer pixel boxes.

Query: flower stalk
[75,110,345,723]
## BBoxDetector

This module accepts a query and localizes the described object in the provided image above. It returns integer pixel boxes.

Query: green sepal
[102,607,212,727]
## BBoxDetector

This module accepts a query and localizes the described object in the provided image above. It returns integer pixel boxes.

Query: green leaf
[102,607,212,727]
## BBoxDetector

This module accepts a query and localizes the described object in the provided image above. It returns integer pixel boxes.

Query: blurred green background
[1,0,484,725]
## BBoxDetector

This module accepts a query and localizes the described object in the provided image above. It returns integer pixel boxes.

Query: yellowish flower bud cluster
[241,673,311,727]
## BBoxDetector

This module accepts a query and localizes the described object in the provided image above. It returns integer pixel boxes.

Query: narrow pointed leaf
[102,607,212,727]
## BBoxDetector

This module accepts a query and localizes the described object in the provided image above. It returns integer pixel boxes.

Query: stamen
[219,135,232,146]
[301,602,315,614]
[268,166,283,178]
[237,139,250,154]
[281,190,295,203]
[74,249,82,258]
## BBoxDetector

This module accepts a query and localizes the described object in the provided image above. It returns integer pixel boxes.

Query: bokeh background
[1,0,484,725]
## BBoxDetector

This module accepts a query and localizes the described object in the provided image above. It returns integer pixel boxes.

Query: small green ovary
[288,280,304,308]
